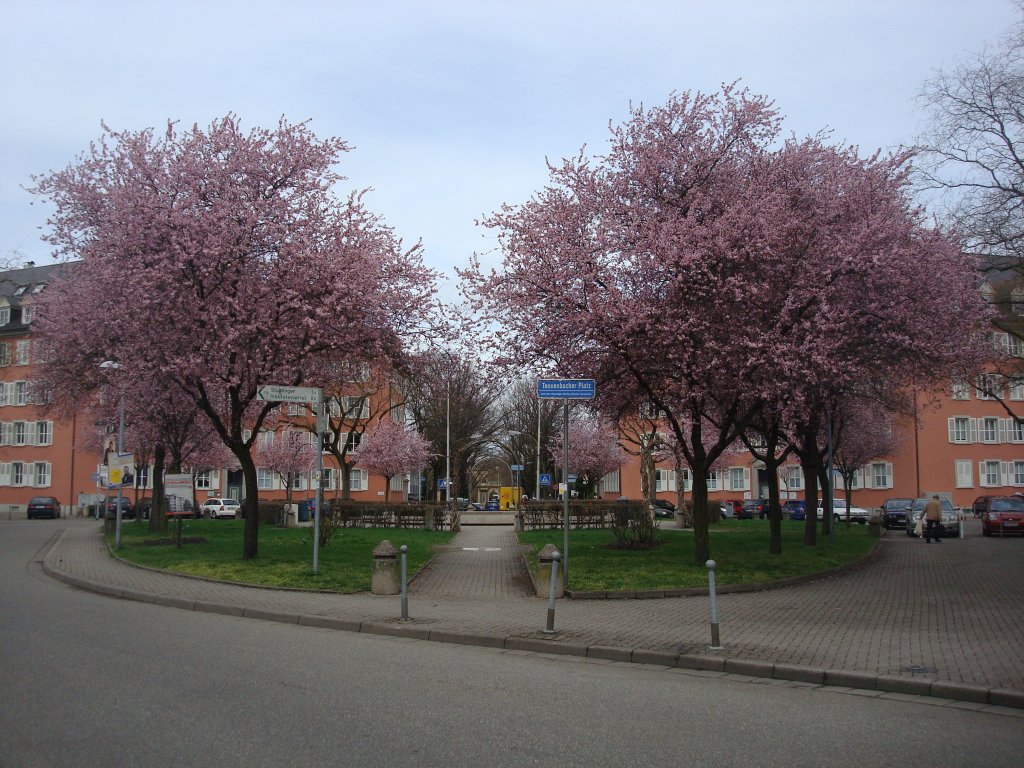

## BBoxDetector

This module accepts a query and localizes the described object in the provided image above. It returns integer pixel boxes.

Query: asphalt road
[2,521,1022,768]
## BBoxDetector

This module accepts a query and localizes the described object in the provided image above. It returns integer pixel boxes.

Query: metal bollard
[400,545,409,621]
[706,559,723,649]
[543,550,561,634]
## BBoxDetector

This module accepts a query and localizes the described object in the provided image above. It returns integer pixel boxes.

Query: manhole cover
[902,665,938,674]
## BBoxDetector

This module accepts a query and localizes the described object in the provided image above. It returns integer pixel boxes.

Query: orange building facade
[1,263,1021,517]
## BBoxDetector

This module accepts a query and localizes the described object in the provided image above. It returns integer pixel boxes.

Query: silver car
[906,497,959,538]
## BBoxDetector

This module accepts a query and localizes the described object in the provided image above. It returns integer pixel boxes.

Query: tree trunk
[149,443,167,533]
[818,466,833,536]
[237,448,260,560]
[690,470,711,566]
[764,455,783,555]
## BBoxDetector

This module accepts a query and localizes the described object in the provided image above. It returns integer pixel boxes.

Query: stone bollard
[371,540,400,595]
[868,512,882,538]
[514,510,524,533]
[535,543,564,599]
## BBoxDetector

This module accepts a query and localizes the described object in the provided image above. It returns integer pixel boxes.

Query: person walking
[923,494,943,543]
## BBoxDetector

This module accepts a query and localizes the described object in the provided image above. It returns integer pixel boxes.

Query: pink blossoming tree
[352,418,431,502]
[462,85,987,565]
[33,115,437,558]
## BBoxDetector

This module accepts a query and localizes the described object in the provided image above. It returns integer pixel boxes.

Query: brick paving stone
[40,518,1024,699]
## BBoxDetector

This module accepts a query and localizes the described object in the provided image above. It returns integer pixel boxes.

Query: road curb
[38,528,1024,711]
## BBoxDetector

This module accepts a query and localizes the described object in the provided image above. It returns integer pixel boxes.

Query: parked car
[881,497,913,529]
[782,499,807,521]
[469,502,483,511]
[717,501,735,519]
[722,499,743,517]
[972,495,996,519]
[739,498,767,519]
[27,496,61,519]
[106,496,135,519]
[980,496,1024,537]
[818,499,870,524]
[906,497,959,538]
[200,497,240,519]
[652,498,676,519]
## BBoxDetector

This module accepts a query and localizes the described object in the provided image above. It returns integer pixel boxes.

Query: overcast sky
[1,0,1018,299]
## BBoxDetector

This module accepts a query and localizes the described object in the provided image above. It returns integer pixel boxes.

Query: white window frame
[948,417,976,444]
[867,462,893,490]
[34,421,51,446]
[976,374,1004,400]
[727,466,750,492]
[955,460,974,488]
[1011,419,1024,444]
[979,460,1002,488]
[21,305,35,324]
[655,468,677,493]
[1013,461,1024,487]
[348,468,368,491]
[389,474,405,492]
[0,307,9,326]
[341,397,370,420]
[257,468,275,490]
[706,470,719,492]
[951,378,970,400]
[980,417,1000,444]
[195,470,213,490]
[33,461,50,487]
[779,465,804,491]
[14,340,30,366]
[13,421,27,446]
[11,461,24,486]
[599,469,621,495]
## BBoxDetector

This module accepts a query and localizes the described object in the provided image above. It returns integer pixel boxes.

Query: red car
[981,496,1024,536]
[722,499,743,517]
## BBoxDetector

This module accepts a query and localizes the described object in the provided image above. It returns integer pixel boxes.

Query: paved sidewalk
[40,518,1024,709]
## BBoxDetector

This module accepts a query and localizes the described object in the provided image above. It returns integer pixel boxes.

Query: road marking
[461,547,503,552]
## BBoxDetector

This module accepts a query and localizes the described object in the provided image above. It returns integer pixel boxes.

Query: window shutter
[211,469,220,489]
[947,418,955,442]
[0,462,9,486]
[743,467,750,491]
[884,463,893,489]
[1002,462,1013,486]
[0,383,8,406]
[0,423,9,446]
[999,419,1009,444]
[969,419,978,443]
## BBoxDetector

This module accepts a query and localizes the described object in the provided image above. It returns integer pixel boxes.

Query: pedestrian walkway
[38,518,1024,710]
[410,526,533,599]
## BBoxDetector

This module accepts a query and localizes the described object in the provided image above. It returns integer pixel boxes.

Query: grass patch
[519,519,876,592]
[109,518,454,593]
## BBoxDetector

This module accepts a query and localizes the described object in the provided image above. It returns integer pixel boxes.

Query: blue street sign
[567,474,577,483]
[438,478,447,489]
[537,379,596,400]
[539,473,552,486]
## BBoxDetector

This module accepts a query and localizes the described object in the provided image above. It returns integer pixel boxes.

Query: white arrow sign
[257,385,322,404]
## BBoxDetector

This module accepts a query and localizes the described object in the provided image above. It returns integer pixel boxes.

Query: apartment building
[0,263,411,516]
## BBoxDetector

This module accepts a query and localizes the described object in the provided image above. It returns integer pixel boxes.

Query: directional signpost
[259,384,326,574]
[537,378,597,589]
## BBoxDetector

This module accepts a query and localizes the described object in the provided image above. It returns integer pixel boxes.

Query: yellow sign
[499,486,521,510]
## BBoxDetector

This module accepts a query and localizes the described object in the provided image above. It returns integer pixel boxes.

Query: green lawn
[519,519,877,592]
[108,517,875,594]
[109,519,454,593]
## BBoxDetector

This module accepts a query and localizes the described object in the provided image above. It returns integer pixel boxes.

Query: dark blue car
[782,500,807,520]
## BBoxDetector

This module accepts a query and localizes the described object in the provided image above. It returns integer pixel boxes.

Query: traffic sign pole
[537,379,597,592]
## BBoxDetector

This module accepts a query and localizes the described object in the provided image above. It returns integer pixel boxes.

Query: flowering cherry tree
[352,419,431,502]
[548,413,626,498]
[463,85,986,565]
[255,430,317,522]
[33,115,437,558]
